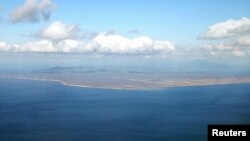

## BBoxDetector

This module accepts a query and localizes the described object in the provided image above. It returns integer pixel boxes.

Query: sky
[0,0,250,60]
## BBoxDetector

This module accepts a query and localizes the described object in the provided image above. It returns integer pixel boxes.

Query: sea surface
[0,78,250,141]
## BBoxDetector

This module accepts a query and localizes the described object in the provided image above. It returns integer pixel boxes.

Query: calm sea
[0,78,250,141]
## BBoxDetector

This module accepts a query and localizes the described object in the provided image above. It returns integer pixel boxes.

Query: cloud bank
[86,34,175,54]
[10,0,56,23]
[0,34,175,55]
[0,20,175,55]
[196,44,247,57]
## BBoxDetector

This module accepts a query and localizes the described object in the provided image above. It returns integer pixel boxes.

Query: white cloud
[37,21,80,41]
[85,34,175,54]
[196,17,250,57]
[236,36,250,46]
[232,50,246,56]
[0,40,56,52]
[10,0,56,23]
[200,17,250,39]
[0,34,175,55]
[0,42,9,51]
[35,21,175,54]
[197,43,248,57]
[56,39,84,52]
[202,44,234,51]
[0,42,20,52]
[21,40,56,52]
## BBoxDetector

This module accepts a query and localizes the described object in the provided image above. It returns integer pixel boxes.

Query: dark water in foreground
[0,78,250,141]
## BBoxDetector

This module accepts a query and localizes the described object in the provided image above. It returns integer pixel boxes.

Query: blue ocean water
[0,78,250,141]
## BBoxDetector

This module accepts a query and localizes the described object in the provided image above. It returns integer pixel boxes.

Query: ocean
[0,78,250,141]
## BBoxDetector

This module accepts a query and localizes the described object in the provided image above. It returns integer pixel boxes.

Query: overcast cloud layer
[10,0,56,23]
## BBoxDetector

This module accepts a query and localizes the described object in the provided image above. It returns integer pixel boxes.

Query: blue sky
[1,0,250,43]
[0,0,250,58]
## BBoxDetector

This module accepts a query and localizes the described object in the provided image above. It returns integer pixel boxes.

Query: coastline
[1,75,250,90]
[0,75,134,90]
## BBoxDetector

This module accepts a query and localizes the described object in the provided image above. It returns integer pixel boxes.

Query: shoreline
[0,75,136,90]
[1,75,250,90]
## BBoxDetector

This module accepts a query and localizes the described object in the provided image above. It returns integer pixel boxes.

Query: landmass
[1,67,250,90]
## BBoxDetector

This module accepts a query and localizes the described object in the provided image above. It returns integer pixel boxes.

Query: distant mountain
[172,59,233,75]
[184,59,228,68]
[30,60,250,76]
[50,66,65,70]
[32,66,78,73]
[32,66,112,74]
